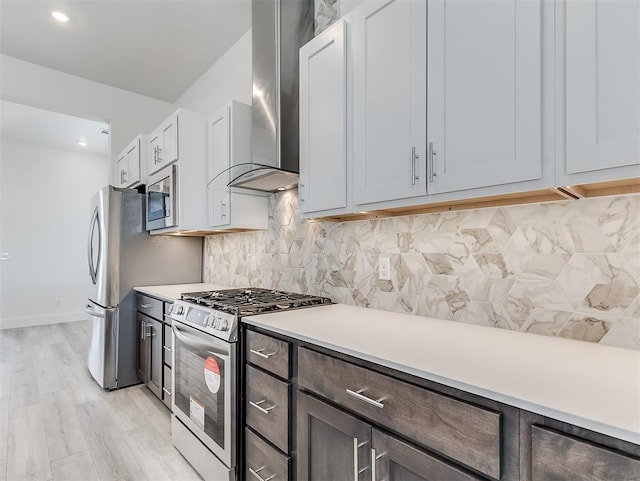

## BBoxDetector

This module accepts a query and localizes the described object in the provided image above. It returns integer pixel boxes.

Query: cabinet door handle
[221,201,227,217]
[411,147,420,185]
[354,438,370,480]
[163,346,172,352]
[156,146,163,162]
[249,348,276,359]
[249,399,276,415]
[429,142,437,183]
[346,389,385,409]
[249,466,275,481]
[371,448,385,481]
[162,387,172,396]
[140,304,153,309]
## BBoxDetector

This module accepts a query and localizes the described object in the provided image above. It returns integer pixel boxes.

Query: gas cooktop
[180,288,332,316]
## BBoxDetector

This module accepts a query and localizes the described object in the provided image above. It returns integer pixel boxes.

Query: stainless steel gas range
[167,288,331,481]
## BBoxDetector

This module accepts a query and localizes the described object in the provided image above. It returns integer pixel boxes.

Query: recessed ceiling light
[52,11,69,23]
[78,139,87,147]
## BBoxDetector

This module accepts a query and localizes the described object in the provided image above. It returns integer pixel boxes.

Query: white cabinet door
[148,114,179,175]
[565,0,639,176]
[299,20,347,213]
[352,0,427,205]
[125,138,141,186]
[427,0,543,194]
[115,153,127,188]
[208,106,231,227]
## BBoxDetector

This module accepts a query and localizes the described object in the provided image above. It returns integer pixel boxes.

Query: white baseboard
[0,312,86,330]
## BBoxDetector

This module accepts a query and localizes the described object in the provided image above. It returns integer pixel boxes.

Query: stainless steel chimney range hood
[227,0,314,193]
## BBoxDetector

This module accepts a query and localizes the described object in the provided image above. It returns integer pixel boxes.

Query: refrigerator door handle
[87,206,101,285]
[85,304,105,318]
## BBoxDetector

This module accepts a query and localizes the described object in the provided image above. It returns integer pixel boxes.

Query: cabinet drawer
[247,330,289,379]
[136,293,163,321]
[163,323,173,368]
[531,426,640,481]
[245,428,289,481]
[246,365,289,453]
[162,365,172,410]
[298,347,501,480]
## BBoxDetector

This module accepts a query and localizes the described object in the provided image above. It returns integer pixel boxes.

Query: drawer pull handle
[162,387,172,395]
[249,466,275,481]
[163,346,172,352]
[249,400,276,415]
[140,304,153,309]
[250,348,276,359]
[346,389,385,409]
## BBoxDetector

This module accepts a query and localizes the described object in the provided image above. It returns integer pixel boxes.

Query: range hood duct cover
[228,0,314,192]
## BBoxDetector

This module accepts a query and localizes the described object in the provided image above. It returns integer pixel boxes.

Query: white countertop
[134,283,229,302]
[244,303,640,444]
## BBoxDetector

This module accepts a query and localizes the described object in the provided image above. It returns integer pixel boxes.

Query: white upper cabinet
[299,20,348,214]
[114,135,145,188]
[427,0,544,194]
[207,101,268,230]
[560,0,640,183]
[351,0,427,205]
[147,114,178,176]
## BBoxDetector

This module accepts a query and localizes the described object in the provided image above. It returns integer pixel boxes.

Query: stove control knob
[218,319,229,331]
[173,305,184,315]
[205,315,215,327]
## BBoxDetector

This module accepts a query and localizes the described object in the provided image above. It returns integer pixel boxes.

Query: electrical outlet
[251,255,258,271]
[378,257,391,280]
[0,253,9,261]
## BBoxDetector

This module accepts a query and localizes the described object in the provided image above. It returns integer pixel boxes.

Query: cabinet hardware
[162,387,172,395]
[411,147,420,185]
[353,437,370,480]
[140,304,153,309]
[221,201,227,217]
[371,448,385,481]
[249,466,275,481]
[249,399,276,415]
[429,142,437,182]
[346,388,385,409]
[250,348,276,359]
[163,346,172,352]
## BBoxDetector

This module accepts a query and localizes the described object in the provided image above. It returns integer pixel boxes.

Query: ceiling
[0,0,252,103]
[0,100,109,156]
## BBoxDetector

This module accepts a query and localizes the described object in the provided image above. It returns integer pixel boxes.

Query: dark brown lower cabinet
[372,429,483,481]
[531,425,640,481]
[297,392,372,481]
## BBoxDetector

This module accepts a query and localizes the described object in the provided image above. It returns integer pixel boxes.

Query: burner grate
[180,288,331,316]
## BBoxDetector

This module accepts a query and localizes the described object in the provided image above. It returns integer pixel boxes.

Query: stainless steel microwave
[146,164,178,231]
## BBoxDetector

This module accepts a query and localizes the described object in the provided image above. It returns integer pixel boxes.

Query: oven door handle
[172,322,230,359]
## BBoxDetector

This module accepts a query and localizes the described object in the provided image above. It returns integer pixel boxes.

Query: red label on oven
[204,356,221,394]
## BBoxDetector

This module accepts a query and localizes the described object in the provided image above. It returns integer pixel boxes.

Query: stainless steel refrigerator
[86,186,202,389]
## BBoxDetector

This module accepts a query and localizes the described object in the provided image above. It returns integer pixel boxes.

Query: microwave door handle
[172,324,230,360]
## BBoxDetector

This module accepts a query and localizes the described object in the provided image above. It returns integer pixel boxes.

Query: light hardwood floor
[0,321,202,481]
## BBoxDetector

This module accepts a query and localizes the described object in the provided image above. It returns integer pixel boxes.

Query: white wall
[175,30,252,115]
[0,54,175,161]
[0,139,109,329]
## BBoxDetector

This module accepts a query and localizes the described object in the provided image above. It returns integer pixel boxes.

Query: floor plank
[77,399,142,481]
[51,450,100,481]
[6,404,52,481]
[42,396,87,462]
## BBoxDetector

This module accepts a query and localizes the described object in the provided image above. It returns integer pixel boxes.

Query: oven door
[146,164,177,231]
[172,320,235,469]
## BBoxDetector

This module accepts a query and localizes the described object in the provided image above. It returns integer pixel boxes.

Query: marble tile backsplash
[204,191,640,350]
